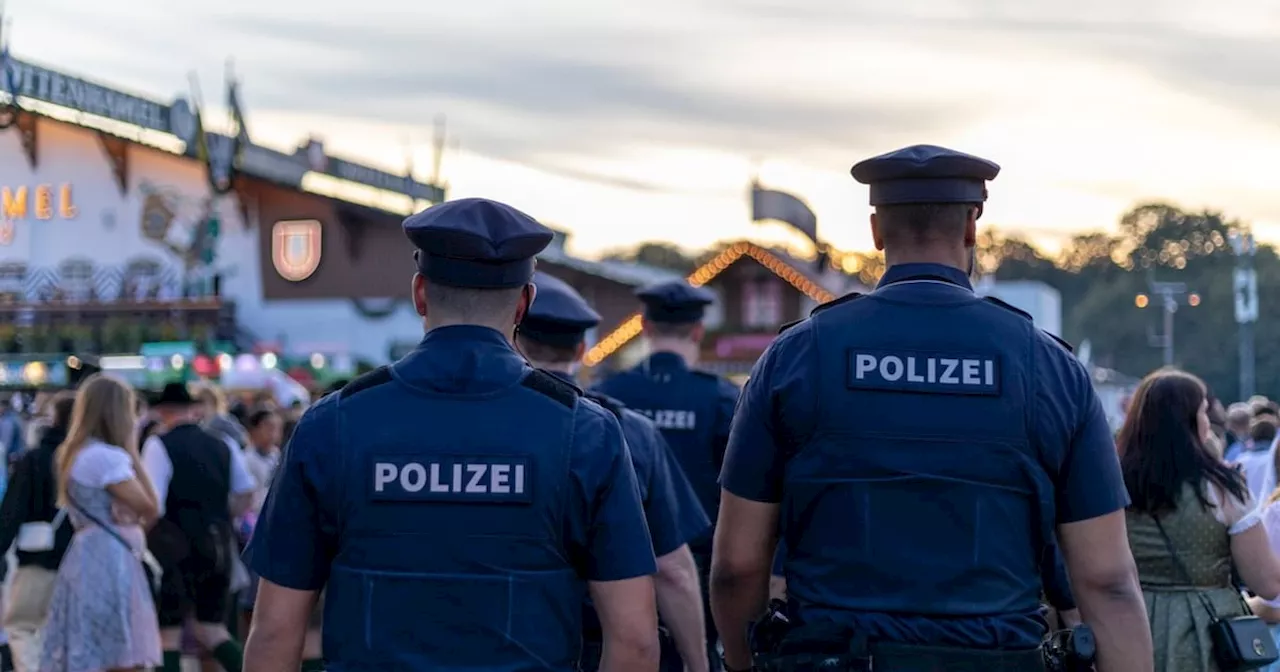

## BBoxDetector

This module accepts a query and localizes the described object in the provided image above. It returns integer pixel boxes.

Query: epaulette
[1043,332,1074,354]
[812,292,865,317]
[982,295,1033,321]
[779,292,866,334]
[983,296,1074,353]
[339,366,393,400]
[583,390,626,420]
[522,368,582,409]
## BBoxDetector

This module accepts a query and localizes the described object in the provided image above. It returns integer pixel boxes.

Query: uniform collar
[546,369,577,386]
[876,263,973,292]
[644,351,689,372]
[397,325,528,393]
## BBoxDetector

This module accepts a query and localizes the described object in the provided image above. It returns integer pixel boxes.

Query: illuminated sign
[272,219,323,282]
[0,184,77,220]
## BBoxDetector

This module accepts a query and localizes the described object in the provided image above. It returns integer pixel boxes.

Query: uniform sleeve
[243,398,341,591]
[1036,335,1130,524]
[719,326,816,503]
[641,419,710,556]
[712,379,741,470]
[568,406,658,581]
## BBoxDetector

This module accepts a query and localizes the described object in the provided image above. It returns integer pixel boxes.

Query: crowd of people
[0,379,325,672]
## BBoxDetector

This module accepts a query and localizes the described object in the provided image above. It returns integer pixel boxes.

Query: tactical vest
[784,280,1052,627]
[597,361,721,540]
[323,367,589,671]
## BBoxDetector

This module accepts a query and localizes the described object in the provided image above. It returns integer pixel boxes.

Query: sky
[10,0,1280,259]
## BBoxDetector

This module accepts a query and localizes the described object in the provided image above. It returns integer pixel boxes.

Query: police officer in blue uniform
[517,270,712,672]
[242,198,662,672]
[710,145,1152,672]
[594,279,741,672]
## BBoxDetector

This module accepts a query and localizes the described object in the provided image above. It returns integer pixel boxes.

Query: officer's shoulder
[521,367,584,409]
[337,365,394,401]
[981,296,1074,354]
[779,291,866,334]
[690,368,740,392]
[584,389,626,418]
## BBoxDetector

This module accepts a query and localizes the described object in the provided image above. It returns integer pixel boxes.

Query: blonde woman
[39,374,162,672]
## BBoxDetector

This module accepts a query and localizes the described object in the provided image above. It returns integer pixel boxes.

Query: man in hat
[141,382,257,672]
[593,278,741,672]
[518,270,711,672]
[712,145,1151,671]
[243,198,660,672]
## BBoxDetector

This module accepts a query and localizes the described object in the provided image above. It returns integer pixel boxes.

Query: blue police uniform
[719,146,1128,667]
[593,279,739,672]
[522,271,711,671]
[244,198,657,672]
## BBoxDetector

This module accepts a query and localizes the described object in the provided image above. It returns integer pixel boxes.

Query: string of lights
[582,242,837,367]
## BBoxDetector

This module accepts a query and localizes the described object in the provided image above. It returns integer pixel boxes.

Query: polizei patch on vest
[845,349,1001,396]
[369,455,533,504]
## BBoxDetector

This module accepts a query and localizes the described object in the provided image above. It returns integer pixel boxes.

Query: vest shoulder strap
[780,292,865,334]
[584,391,625,420]
[340,366,394,400]
[982,296,1074,353]
[522,369,582,409]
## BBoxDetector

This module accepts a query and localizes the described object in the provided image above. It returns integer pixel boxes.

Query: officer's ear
[411,273,428,317]
[514,283,537,325]
[690,322,705,344]
[869,212,885,251]
[964,206,979,248]
[573,341,586,363]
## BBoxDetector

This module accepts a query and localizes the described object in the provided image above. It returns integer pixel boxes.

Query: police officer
[594,279,741,672]
[243,198,662,672]
[711,145,1152,672]
[517,270,712,672]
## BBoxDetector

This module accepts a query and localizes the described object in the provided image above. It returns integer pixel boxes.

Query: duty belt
[759,641,1046,672]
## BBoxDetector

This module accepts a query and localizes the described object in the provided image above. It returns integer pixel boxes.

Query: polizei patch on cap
[846,349,1001,396]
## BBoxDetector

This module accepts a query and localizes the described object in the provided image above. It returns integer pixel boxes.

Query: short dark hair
[646,321,698,338]
[425,283,524,323]
[50,391,76,431]
[246,408,279,429]
[1252,419,1277,443]
[875,203,972,244]
[516,335,581,365]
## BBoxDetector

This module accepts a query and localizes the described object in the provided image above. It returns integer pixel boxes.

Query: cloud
[206,11,983,171]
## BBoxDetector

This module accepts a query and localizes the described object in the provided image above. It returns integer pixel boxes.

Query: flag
[751,184,818,244]
[226,75,250,165]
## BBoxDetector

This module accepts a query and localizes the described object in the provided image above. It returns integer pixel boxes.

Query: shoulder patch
[522,368,582,409]
[339,366,393,400]
[810,291,865,318]
[778,317,805,334]
[1044,331,1074,354]
[584,391,626,420]
[982,295,1033,321]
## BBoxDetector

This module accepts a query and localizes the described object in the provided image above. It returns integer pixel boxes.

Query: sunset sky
[12,0,1280,258]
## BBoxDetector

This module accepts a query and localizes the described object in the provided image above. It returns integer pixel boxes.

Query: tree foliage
[612,201,1273,399]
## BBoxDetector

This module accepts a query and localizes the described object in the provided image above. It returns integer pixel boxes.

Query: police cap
[636,280,714,324]
[521,271,601,348]
[402,197,554,289]
[850,144,1000,206]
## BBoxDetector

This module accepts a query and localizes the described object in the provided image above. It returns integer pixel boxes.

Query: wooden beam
[96,132,130,194]
[15,113,37,169]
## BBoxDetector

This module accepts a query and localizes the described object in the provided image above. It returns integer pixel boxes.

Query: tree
[603,242,697,274]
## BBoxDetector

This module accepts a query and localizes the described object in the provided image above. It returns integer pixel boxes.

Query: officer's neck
[423,317,515,342]
[646,339,699,365]
[883,246,969,272]
[529,360,575,378]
